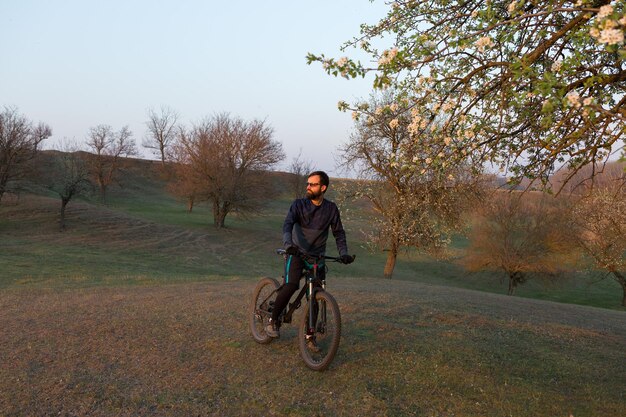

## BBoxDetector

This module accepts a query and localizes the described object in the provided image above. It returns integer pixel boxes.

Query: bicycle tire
[298,290,341,371]
[250,277,280,344]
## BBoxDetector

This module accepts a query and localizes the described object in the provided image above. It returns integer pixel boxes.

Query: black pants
[271,254,325,323]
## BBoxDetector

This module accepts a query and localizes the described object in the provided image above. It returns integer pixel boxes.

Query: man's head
[305,170,329,200]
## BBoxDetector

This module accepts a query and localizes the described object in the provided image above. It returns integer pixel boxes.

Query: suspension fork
[307,263,316,333]
[308,261,326,334]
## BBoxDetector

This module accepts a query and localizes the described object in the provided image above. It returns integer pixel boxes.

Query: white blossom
[507,1,517,14]
[475,36,494,52]
[598,28,624,45]
[337,57,348,67]
[417,76,431,85]
[442,100,456,112]
[598,5,613,20]
[378,47,399,65]
[566,91,581,108]
[551,60,563,72]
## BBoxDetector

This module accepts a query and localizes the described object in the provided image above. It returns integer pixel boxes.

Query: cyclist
[265,170,354,346]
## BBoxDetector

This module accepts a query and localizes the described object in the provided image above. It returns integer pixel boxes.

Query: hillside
[1,152,625,416]
[0,151,624,309]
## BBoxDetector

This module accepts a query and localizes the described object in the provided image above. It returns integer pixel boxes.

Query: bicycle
[249,249,353,371]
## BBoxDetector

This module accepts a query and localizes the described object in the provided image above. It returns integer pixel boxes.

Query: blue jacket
[283,198,348,257]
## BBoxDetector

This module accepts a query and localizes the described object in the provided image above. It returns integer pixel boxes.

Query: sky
[0,0,390,176]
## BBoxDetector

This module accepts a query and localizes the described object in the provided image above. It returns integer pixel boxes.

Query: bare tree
[0,106,52,202]
[168,131,204,213]
[174,113,285,228]
[143,106,178,166]
[288,149,315,199]
[568,183,626,306]
[45,143,92,230]
[463,192,574,295]
[85,125,137,203]
[553,161,626,195]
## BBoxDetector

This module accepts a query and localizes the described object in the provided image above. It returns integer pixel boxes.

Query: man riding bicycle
[265,170,354,345]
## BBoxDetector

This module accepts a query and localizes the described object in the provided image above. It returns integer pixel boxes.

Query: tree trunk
[214,214,226,229]
[610,269,626,307]
[507,272,517,296]
[187,196,194,213]
[213,201,228,229]
[60,198,69,231]
[383,239,399,279]
[99,184,107,204]
[0,175,7,203]
[160,144,166,166]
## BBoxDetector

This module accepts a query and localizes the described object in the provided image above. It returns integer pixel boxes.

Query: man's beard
[306,189,323,200]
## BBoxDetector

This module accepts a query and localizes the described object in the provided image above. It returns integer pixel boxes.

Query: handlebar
[275,248,355,264]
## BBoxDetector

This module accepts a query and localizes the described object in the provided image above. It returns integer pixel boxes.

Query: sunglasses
[306,182,321,187]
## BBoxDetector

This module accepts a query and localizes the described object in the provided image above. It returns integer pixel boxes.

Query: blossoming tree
[339,91,481,278]
[308,0,625,188]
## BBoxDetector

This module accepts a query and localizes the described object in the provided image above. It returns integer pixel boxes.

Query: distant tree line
[0,105,288,231]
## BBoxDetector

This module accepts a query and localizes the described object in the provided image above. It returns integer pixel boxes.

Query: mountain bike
[249,249,352,371]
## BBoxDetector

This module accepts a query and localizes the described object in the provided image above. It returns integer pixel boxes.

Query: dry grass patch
[1,278,625,416]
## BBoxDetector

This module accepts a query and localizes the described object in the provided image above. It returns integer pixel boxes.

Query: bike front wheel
[298,290,341,371]
[250,277,280,344]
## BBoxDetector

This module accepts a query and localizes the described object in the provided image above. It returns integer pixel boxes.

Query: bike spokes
[298,291,341,371]
[250,277,280,344]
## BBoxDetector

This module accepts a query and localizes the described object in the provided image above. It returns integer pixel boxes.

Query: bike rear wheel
[250,277,280,344]
[298,290,341,371]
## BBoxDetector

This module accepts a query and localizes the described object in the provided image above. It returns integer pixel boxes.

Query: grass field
[1,158,625,416]
[1,186,623,310]
[1,279,625,416]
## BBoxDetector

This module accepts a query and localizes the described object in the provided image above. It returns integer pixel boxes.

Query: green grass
[1,154,624,310]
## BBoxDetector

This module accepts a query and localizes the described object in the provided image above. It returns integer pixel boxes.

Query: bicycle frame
[270,249,342,329]
[282,256,325,327]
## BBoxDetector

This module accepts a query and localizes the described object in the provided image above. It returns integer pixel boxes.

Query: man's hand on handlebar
[340,254,355,264]
[285,245,299,256]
